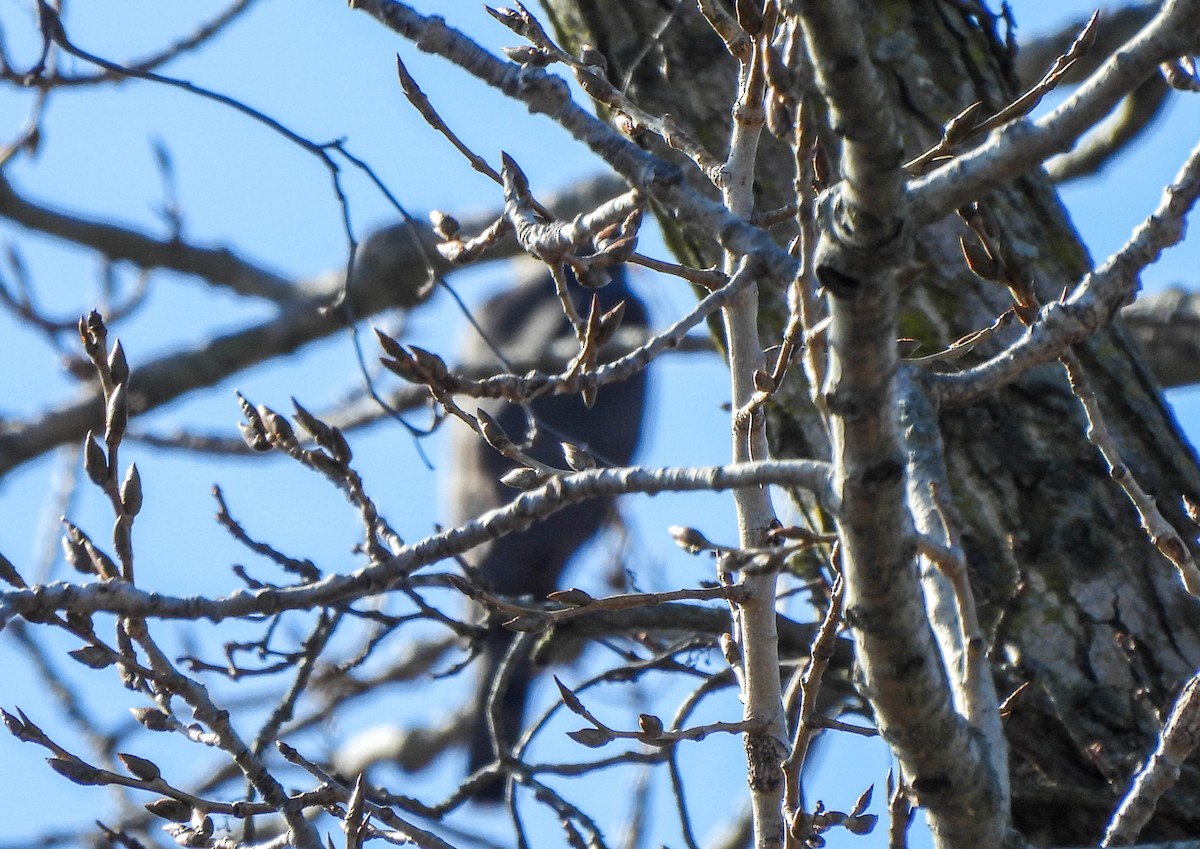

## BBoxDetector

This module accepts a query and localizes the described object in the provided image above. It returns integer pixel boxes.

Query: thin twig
[1103,671,1200,846]
[1060,350,1200,596]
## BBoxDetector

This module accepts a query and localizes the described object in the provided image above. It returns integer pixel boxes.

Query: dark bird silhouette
[448,261,648,800]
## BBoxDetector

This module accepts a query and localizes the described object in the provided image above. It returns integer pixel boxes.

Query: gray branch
[0,176,625,479]
[930,133,1200,406]
[0,459,833,625]
[794,1,1008,845]
[0,172,297,303]
[1123,287,1200,389]
[911,0,1200,224]
[1014,2,1168,183]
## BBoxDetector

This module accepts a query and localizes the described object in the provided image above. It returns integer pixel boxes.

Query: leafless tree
[2,3,1200,849]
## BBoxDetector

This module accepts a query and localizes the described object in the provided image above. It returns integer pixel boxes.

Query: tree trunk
[543,1,1200,844]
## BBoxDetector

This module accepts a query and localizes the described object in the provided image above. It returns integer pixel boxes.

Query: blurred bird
[448,260,648,800]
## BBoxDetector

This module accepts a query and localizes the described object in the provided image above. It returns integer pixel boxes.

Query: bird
[447,259,648,801]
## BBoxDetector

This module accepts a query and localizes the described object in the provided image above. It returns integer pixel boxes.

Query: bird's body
[448,261,648,799]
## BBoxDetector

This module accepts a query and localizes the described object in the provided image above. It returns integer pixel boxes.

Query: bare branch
[910,0,1200,224]
[793,0,1006,842]
[0,176,624,479]
[0,458,833,624]
[0,172,297,303]
[5,0,261,88]
[930,131,1200,406]
[1104,672,1200,846]
[899,371,1008,807]
[349,0,799,280]
[1122,286,1200,389]
[1060,350,1200,595]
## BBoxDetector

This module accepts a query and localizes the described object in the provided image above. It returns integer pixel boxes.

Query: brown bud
[766,92,792,141]
[430,210,460,240]
[638,713,665,739]
[435,240,467,264]
[720,632,742,667]
[83,432,109,485]
[347,770,367,819]
[107,339,129,386]
[594,222,621,247]
[235,391,260,420]
[547,588,594,607]
[446,574,480,600]
[290,399,323,440]
[77,316,94,355]
[669,525,714,554]
[579,44,607,74]
[477,409,514,453]
[484,5,528,36]
[292,399,352,463]
[502,45,552,67]
[162,824,196,843]
[500,152,531,198]
[812,141,831,190]
[112,517,132,569]
[191,814,214,839]
[105,383,128,445]
[503,613,551,633]
[47,757,109,786]
[566,728,612,748]
[80,310,106,358]
[1072,10,1100,55]
[500,468,547,490]
[846,814,878,835]
[561,442,597,471]
[120,464,143,517]
[554,677,589,716]
[0,551,26,589]
[408,346,448,381]
[380,353,421,383]
[85,310,107,342]
[576,265,611,290]
[322,425,352,465]
[235,394,271,450]
[735,0,763,37]
[262,409,298,449]
[119,752,162,782]
[237,422,271,453]
[851,784,874,817]
[788,809,814,842]
[2,708,39,742]
[62,522,94,575]
[68,646,114,669]
[374,329,407,360]
[144,798,193,822]
[93,548,120,581]
[614,112,641,138]
[594,301,626,347]
[960,236,1003,282]
[943,102,983,146]
[131,708,174,732]
[573,66,621,106]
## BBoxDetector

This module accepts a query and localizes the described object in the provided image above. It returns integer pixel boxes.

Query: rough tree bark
[541,1,1200,844]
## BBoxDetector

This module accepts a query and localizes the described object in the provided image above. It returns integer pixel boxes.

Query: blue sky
[0,3,1197,848]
